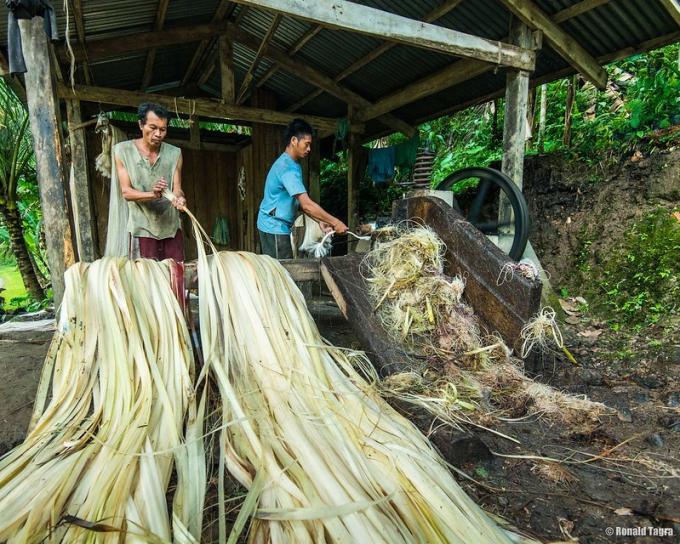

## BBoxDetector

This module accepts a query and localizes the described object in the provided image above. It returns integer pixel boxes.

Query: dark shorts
[137,229,184,262]
[259,230,293,259]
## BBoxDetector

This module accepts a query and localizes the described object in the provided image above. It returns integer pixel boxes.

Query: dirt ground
[1,295,678,543]
[0,325,53,454]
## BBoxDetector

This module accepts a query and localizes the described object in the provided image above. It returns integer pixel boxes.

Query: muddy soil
[522,148,680,291]
[0,327,52,454]
[1,295,679,543]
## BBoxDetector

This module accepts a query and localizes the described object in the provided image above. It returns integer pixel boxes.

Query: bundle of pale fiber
[194,248,529,543]
[0,258,205,543]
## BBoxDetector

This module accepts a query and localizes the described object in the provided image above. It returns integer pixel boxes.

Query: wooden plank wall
[85,127,239,259]
[180,147,238,260]
[235,144,253,251]
[247,89,284,252]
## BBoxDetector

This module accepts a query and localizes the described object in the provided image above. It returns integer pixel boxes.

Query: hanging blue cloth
[366,146,396,184]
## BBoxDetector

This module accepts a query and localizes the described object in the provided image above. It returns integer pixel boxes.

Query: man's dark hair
[284,118,313,145]
[138,103,170,124]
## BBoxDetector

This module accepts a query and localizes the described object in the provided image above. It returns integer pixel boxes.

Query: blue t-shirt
[257,152,306,235]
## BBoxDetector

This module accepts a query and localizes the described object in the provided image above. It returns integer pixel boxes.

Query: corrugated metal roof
[1,0,678,138]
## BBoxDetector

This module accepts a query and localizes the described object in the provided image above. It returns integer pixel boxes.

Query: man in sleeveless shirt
[114,103,186,261]
[257,118,348,259]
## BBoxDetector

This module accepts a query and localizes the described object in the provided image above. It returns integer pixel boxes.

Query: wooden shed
[1,0,678,304]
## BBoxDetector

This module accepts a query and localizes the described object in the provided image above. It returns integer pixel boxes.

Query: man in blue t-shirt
[257,118,348,259]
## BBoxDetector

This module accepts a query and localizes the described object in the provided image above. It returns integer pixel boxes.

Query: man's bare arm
[171,153,186,210]
[116,155,165,202]
[296,193,348,234]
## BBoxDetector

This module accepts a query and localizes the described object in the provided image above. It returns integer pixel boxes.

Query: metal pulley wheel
[435,167,530,261]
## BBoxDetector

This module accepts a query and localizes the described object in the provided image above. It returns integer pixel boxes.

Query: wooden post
[501,20,557,305]
[19,16,75,307]
[65,99,97,262]
[347,108,359,235]
[310,129,321,203]
[219,34,235,104]
[190,118,201,147]
[499,18,532,254]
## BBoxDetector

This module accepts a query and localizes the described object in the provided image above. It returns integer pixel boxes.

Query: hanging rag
[104,125,133,257]
[366,146,396,184]
[211,216,230,246]
[333,117,349,154]
[394,134,420,169]
[94,113,113,179]
[6,0,58,74]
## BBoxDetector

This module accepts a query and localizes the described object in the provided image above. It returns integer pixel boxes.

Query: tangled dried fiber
[364,225,606,427]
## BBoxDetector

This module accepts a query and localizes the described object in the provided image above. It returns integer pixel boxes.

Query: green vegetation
[0,262,26,306]
[592,208,680,328]
[0,79,48,311]
[419,43,680,181]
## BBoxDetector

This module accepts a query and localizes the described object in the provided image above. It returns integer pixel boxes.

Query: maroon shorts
[137,229,184,262]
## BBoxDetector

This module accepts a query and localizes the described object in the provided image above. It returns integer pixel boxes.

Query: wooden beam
[231,25,416,136]
[229,0,535,70]
[356,58,491,123]
[406,30,680,138]
[501,20,532,189]
[180,0,233,87]
[553,0,610,23]
[658,0,680,27]
[71,0,93,84]
[288,0,465,112]
[498,20,532,254]
[500,0,607,88]
[353,0,609,126]
[19,16,76,307]
[57,20,232,63]
[218,35,235,103]
[253,25,323,90]
[56,83,342,131]
[141,0,171,90]
[189,119,201,147]
[500,19,531,256]
[192,4,248,89]
[65,99,97,261]
[354,2,612,124]
[236,14,281,104]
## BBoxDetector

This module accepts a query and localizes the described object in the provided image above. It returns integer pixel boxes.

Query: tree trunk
[563,76,576,148]
[1,205,45,301]
[491,99,501,145]
[538,84,547,153]
[526,87,536,150]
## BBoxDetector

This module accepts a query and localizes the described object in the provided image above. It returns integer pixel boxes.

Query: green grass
[0,261,28,309]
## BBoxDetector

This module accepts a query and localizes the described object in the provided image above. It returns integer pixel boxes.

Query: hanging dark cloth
[6,0,58,74]
[333,117,349,154]
[366,146,396,185]
[394,134,420,169]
